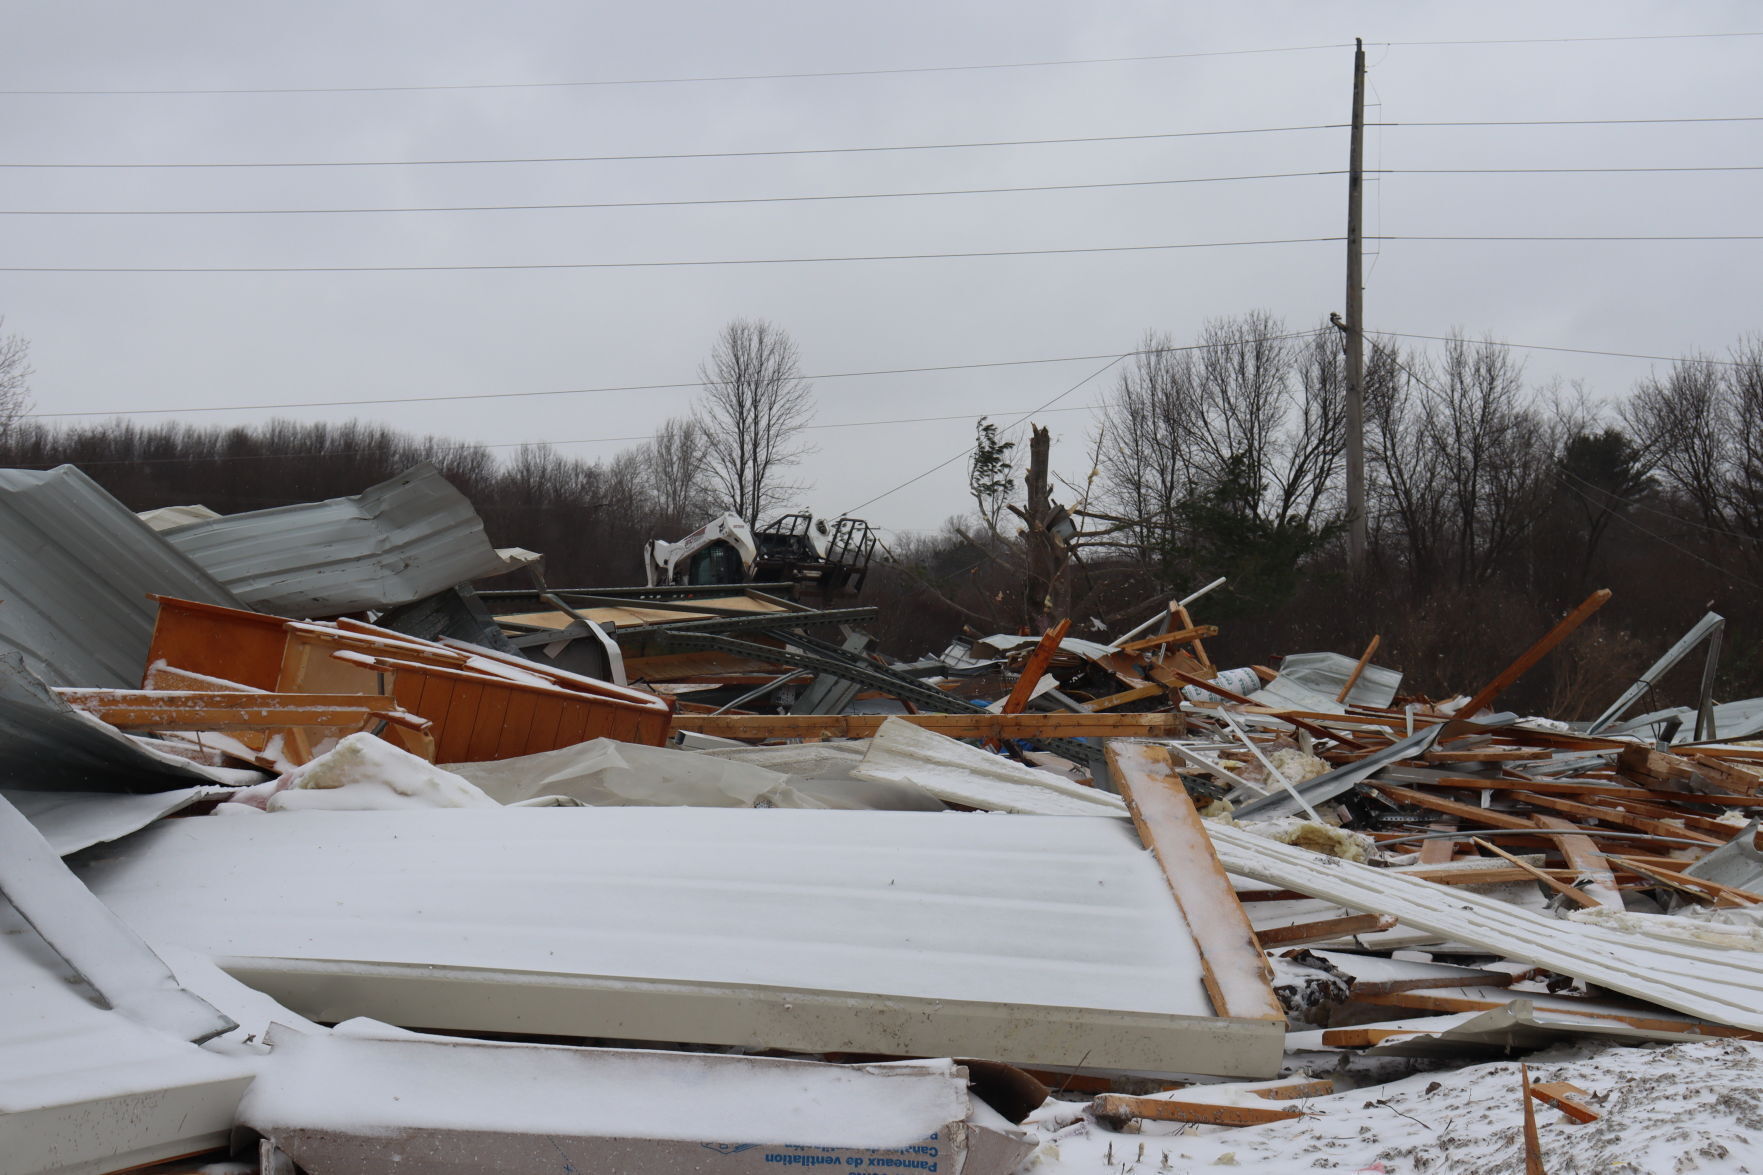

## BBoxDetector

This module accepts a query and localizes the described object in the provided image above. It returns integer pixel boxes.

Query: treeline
[0,418,694,586]
[871,316,1763,718]
[7,312,1763,718]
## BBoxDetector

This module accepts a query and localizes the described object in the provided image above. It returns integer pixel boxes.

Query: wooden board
[1106,741,1285,1022]
[669,712,1187,739]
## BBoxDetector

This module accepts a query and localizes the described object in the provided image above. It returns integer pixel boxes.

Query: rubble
[7,460,1763,1175]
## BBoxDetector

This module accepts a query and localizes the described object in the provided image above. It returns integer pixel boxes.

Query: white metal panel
[78,807,1285,1077]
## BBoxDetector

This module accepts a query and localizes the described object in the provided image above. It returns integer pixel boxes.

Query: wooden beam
[1360,989,1763,1041]
[1091,1094,1307,1129]
[1106,741,1285,1021]
[1469,837,1603,909]
[1457,589,1612,721]
[1529,1081,1600,1125]
[1508,791,1721,846]
[1000,619,1070,716]
[1520,1065,1546,1175]
[1373,784,1544,832]
[1081,683,1165,712]
[1608,855,1763,907]
[1256,913,1396,946]
[1531,816,1623,910]
[1117,625,1219,655]
[1417,820,1458,865]
[1172,604,1215,671]
[1335,634,1381,703]
[667,712,1187,740]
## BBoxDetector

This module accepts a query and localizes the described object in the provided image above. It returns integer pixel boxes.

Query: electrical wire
[0,169,1343,216]
[0,123,1349,169]
[1380,331,1763,368]
[0,236,1342,274]
[23,333,1314,419]
[8,116,1759,171]
[7,164,1753,216]
[0,42,1354,95]
[8,402,1107,466]
[1378,165,1763,175]
[6,30,1758,97]
[1375,234,1763,241]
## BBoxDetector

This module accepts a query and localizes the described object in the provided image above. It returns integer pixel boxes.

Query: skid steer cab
[642,511,876,597]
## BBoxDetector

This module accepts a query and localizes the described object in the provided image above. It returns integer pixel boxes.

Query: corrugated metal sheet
[0,465,242,688]
[0,653,231,794]
[0,900,254,1175]
[79,807,1285,1077]
[161,463,526,619]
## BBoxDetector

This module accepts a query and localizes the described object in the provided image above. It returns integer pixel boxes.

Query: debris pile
[4,462,1762,1175]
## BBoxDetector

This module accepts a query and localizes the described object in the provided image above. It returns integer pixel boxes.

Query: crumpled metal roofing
[161,463,530,619]
[0,465,241,687]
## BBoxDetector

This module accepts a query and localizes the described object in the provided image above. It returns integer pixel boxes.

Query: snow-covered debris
[236,733,498,811]
[1026,1038,1763,1175]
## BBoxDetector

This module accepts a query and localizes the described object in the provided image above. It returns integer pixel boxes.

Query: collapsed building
[4,462,1763,1175]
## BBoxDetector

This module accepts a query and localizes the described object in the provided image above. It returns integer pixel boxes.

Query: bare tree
[695,319,815,522]
[637,415,713,528]
[1367,332,1556,587]
[0,318,34,437]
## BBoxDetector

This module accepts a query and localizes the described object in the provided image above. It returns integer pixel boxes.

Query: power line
[1375,234,1763,242]
[9,115,1759,171]
[0,123,1347,170]
[1380,331,1763,368]
[26,334,1313,419]
[12,403,1108,466]
[0,43,1354,96]
[1385,115,1763,128]
[843,357,1126,516]
[5,163,1754,216]
[1385,31,1763,48]
[0,236,1341,275]
[7,30,1759,97]
[0,169,1342,217]
[1553,474,1763,589]
[1379,164,1763,175]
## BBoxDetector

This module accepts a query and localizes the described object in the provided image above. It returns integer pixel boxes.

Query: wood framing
[1105,741,1285,1022]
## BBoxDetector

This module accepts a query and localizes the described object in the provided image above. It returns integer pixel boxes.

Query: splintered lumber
[1082,683,1165,712]
[1358,988,1763,1041]
[1609,855,1762,907]
[1256,913,1396,946]
[1336,634,1382,702]
[1470,838,1604,910]
[1508,791,1722,846]
[1090,1093,1308,1129]
[1117,625,1220,655]
[1372,783,1544,832]
[1520,1065,1547,1175]
[1528,1081,1601,1125]
[54,688,437,764]
[1618,745,1763,797]
[1457,589,1612,721]
[668,712,1187,740]
[1106,742,1284,1021]
[1417,821,1458,865]
[1172,604,1215,671]
[1000,619,1070,715]
[1533,816,1623,910]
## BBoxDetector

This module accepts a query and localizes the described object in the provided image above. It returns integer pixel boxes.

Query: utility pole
[1344,37,1367,572]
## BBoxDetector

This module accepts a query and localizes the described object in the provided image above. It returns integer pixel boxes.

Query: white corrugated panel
[78,807,1285,1077]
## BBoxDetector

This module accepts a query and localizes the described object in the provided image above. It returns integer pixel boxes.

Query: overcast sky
[3,1,1759,541]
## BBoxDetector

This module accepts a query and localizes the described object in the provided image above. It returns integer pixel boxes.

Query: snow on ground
[1021,1039,1763,1174]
